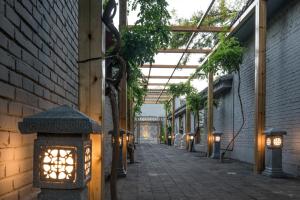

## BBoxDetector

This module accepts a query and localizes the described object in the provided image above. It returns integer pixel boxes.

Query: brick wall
[209,0,300,176]
[0,0,78,199]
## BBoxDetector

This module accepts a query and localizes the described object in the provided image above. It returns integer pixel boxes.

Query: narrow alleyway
[108,144,300,200]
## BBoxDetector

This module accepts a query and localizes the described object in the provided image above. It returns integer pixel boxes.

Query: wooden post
[119,0,128,172]
[78,0,105,199]
[207,72,213,157]
[165,109,168,144]
[254,0,267,173]
[185,107,191,148]
[171,98,175,145]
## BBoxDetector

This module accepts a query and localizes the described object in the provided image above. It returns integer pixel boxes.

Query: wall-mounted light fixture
[18,105,101,199]
[263,128,287,178]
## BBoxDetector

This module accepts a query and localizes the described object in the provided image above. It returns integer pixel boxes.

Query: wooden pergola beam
[141,64,198,69]
[146,76,190,79]
[128,25,228,33]
[144,101,164,104]
[170,25,228,32]
[158,48,211,54]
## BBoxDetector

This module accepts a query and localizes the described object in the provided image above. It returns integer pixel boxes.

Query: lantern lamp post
[167,135,172,146]
[187,133,195,152]
[263,128,287,178]
[211,131,223,159]
[117,129,127,177]
[18,105,101,200]
[127,131,135,164]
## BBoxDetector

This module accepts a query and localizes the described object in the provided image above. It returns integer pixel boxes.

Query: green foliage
[121,0,171,116]
[167,82,194,98]
[160,126,165,143]
[186,91,205,113]
[199,35,244,75]
[163,100,171,115]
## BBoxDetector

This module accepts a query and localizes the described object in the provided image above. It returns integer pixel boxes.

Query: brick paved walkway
[105,144,300,200]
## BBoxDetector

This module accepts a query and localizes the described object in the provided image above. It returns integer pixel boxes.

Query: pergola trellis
[133,0,267,174]
[139,0,221,104]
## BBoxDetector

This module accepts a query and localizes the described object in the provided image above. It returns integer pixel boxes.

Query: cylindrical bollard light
[211,131,223,159]
[18,105,102,200]
[263,128,287,178]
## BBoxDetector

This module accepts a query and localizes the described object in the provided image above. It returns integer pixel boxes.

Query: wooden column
[171,98,175,145]
[78,0,105,199]
[207,72,213,157]
[254,0,267,173]
[185,107,191,147]
[165,109,168,144]
[119,0,128,171]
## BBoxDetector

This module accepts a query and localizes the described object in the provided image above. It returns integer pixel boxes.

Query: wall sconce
[263,128,287,178]
[18,105,101,199]
[211,131,223,159]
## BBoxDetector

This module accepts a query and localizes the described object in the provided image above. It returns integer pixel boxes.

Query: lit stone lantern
[127,131,135,164]
[117,129,127,177]
[263,128,287,178]
[18,105,101,200]
[167,134,172,146]
[211,131,223,159]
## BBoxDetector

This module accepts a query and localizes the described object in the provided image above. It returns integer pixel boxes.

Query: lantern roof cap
[264,128,287,136]
[213,131,223,135]
[19,105,101,134]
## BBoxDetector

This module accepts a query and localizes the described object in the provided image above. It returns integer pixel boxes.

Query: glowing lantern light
[19,105,101,198]
[211,131,223,159]
[263,128,287,178]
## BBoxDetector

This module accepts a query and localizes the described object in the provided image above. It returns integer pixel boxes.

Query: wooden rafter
[145,83,167,86]
[170,25,228,32]
[141,64,198,69]
[158,48,211,54]
[155,0,216,103]
[127,25,228,33]
[146,76,190,79]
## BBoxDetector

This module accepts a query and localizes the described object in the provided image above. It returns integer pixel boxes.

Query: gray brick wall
[208,0,300,176]
[0,0,78,199]
[265,0,300,176]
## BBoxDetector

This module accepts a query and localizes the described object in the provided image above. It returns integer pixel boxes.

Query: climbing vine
[121,0,171,115]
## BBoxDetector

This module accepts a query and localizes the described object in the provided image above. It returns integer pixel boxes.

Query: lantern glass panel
[40,146,76,182]
[190,136,194,140]
[266,137,272,147]
[273,137,282,147]
[84,146,91,177]
[215,136,221,142]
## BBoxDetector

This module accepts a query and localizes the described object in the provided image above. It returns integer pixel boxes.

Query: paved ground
[105,143,300,200]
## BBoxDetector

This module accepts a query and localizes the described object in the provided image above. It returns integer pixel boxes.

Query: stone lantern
[263,128,287,178]
[187,133,195,152]
[127,131,135,164]
[211,131,223,159]
[117,129,127,177]
[18,105,101,200]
